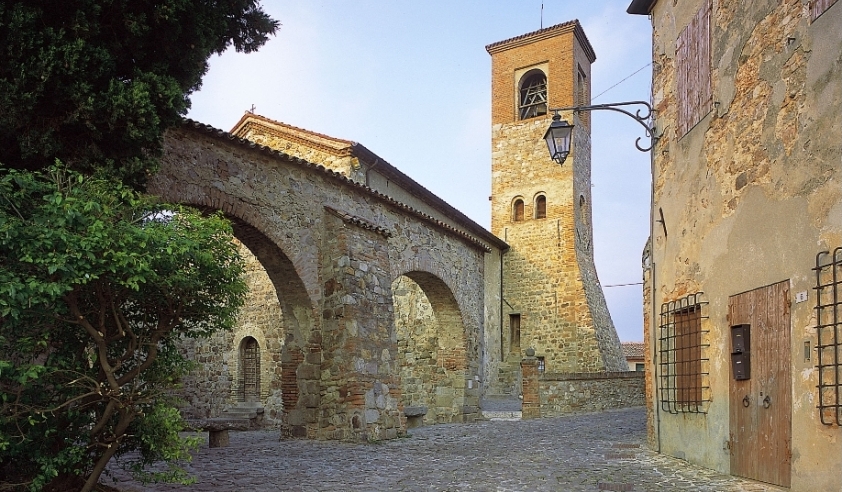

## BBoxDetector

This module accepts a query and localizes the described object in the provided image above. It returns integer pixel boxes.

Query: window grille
[659,293,710,413]
[815,247,842,425]
[519,71,548,120]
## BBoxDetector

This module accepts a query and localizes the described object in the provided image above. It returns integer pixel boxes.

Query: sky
[187,1,654,342]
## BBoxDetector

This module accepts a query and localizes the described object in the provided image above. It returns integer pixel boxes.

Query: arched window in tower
[519,70,548,120]
[240,337,261,403]
[513,199,525,222]
[535,195,547,219]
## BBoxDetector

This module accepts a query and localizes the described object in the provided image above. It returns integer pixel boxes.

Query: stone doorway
[240,336,261,403]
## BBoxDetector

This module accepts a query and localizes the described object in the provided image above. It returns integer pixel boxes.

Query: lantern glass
[543,119,574,165]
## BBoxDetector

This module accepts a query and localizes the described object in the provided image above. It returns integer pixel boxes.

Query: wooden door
[242,337,260,402]
[728,281,791,488]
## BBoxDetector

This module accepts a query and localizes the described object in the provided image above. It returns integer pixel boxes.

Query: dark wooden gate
[728,281,791,488]
[242,337,260,402]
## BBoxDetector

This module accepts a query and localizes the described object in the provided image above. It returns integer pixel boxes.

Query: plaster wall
[648,0,842,489]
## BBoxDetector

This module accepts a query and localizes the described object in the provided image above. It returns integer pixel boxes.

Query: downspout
[500,248,505,361]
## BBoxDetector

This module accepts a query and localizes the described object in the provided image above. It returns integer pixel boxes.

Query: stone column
[521,349,540,419]
[319,209,403,441]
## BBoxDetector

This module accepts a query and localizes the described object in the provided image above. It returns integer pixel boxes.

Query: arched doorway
[240,336,261,402]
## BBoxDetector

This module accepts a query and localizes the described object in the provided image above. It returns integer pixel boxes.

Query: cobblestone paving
[110,408,784,491]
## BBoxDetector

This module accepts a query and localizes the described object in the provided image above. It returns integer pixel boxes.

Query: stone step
[481,410,522,421]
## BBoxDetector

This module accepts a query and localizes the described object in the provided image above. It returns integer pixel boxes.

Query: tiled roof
[177,119,507,253]
[225,114,509,251]
[622,342,645,359]
[485,19,596,63]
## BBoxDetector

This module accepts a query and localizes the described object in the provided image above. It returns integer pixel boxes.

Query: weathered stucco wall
[648,0,842,489]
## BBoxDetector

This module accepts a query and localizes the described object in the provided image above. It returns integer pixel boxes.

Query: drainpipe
[500,249,505,361]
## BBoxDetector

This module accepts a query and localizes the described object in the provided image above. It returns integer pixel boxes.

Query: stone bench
[403,406,428,429]
[188,418,250,448]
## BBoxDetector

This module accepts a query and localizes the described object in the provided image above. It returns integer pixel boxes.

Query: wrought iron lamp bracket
[549,101,657,152]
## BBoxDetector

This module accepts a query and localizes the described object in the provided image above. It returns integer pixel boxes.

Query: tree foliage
[0,166,248,491]
[0,0,279,189]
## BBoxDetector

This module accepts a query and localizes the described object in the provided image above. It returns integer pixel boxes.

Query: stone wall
[178,240,284,424]
[153,123,492,440]
[537,372,645,417]
[521,356,645,418]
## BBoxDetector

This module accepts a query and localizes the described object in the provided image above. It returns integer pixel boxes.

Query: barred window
[816,247,842,425]
[676,0,712,137]
[659,293,710,413]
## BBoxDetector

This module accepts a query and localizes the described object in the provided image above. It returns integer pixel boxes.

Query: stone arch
[148,184,321,435]
[518,68,548,119]
[392,270,469,424]
[534,193,547,219]
[512,197,525,222]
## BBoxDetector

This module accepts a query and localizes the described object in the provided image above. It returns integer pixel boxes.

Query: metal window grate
[659,293,710,414]
[815,247,842,425]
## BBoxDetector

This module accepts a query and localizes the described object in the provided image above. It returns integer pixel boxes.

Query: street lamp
[543,100,656,165]
[543,114,574,165]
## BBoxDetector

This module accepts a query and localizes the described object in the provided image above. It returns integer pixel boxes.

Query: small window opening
[519,70,548,120]
[509,314,521,355]
[537,356,545,373]
[513,199,525,222]
[535,195,547,219]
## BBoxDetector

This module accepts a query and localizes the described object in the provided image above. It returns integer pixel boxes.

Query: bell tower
[486,20,625,378]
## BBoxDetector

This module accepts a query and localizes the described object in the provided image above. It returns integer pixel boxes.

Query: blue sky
[187,1,653,342]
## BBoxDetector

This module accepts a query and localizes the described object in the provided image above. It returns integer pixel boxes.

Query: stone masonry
[486,21,626,378]
[152,121,491,439]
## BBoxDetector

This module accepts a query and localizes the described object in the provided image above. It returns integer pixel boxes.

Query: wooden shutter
[676,0,712,137]
[811,0,839,21]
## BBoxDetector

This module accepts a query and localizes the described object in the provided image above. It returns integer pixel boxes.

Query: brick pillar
[521,350,540,419]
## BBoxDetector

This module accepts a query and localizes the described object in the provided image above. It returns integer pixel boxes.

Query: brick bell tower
[486,20,625,380]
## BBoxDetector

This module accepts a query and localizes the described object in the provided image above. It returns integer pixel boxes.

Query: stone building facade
[165,20,633,440]
[628,0,842,489]
[486,21,627,385]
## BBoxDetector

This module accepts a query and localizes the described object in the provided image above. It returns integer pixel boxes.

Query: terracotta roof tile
[622,342,645,359]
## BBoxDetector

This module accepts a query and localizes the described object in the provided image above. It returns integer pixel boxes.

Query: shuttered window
[676,0,712,137]
[811,0,838,21]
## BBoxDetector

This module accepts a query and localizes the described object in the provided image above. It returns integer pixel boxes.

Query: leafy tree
[0,166,248,491]
[0,0,279,189]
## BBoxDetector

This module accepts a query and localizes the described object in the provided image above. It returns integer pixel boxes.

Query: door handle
[762,395,771,409]
[742,395,750,407]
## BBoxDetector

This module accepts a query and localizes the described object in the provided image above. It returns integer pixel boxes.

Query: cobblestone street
[111,408,784,492]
